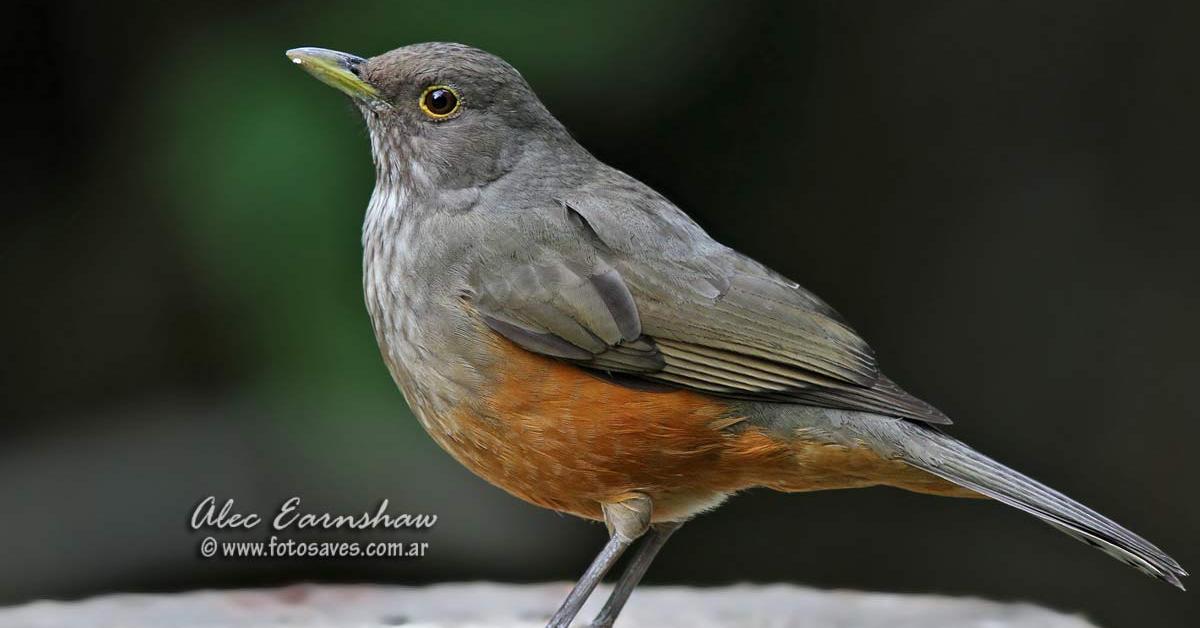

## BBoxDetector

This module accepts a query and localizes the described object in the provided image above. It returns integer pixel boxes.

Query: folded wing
[468,182,949,425]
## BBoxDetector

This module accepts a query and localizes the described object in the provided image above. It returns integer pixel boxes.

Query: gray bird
[286,42,1186,627]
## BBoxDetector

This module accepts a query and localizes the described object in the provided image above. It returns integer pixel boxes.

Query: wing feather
[467,177,950,424]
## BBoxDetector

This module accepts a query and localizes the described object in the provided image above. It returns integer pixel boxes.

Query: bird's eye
[419,85,461,120]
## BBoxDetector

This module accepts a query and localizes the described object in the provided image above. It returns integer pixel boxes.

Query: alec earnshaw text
[191,496,438,531]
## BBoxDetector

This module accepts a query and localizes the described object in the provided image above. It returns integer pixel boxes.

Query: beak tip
[285,48,311,64]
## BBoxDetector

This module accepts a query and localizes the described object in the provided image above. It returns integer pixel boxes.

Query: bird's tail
[890,420,1187,589]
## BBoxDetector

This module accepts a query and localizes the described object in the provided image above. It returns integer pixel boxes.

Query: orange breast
[416,331,973,522]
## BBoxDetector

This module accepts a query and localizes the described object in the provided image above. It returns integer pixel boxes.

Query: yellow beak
[286,47,384,104]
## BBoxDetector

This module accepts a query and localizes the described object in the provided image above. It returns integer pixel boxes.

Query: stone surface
[0,583,1099,627]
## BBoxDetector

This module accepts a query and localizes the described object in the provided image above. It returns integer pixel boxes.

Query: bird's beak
[286,47,385,106]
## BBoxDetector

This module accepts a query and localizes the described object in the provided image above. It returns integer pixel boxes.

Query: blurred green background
[2,1,1198,625]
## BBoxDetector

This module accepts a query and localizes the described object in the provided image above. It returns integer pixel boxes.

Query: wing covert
[466,173,950,424]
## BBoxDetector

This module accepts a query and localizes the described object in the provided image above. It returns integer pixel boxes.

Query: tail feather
[894,422,1187,589]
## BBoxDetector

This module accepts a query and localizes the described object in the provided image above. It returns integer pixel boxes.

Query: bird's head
[287,42,570,193]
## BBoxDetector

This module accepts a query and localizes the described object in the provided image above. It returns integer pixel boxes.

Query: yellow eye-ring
[419,85,461,119]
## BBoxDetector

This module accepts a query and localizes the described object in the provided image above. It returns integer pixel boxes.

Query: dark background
[2,1,1197,626]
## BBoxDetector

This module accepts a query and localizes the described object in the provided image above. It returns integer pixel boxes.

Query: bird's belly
[413,338,746,522]
[408,333,966,522]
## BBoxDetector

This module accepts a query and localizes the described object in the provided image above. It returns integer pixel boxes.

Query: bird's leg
[546,494,652,628]
[589,520,682,628]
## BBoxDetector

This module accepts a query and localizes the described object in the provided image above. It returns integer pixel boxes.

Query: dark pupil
[426,89,455,114]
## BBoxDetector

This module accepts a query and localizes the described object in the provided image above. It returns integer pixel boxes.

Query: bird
[286,42,1186,627]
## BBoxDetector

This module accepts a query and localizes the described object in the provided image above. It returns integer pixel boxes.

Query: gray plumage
[291,41,1186,592]
[873,417,1185,587]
